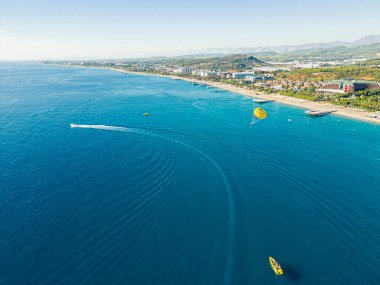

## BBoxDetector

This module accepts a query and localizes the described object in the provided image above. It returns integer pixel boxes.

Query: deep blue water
[1,62,379,285]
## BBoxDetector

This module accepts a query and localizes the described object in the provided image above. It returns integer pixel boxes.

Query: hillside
[195,35,380,55]
[253,43,380,62]
[151,54,267,70]
[276,66,380,82]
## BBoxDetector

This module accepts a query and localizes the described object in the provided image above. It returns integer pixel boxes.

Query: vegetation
[279,87,321,101]
[333,89,380,111]
[148,54,267,70]
[275,66,380,82]
[277,88,380,111]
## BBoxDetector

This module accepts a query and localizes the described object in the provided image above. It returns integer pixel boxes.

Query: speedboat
[70,124,79,128]
[269,256,283,275]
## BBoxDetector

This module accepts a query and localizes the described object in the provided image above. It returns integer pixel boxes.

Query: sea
[1,62,379,285]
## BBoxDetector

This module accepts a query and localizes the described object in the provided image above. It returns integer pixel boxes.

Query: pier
[305,109,336,117]
[253,98,273,103]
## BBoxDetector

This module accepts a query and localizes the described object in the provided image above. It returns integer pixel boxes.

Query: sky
[0,0,380,60]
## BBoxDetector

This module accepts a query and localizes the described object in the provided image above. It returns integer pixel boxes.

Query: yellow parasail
[254,107,267,120]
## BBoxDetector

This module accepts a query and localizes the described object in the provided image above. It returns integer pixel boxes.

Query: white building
[203,71,218,77]
[252,67,290,72]
[246,75,274,82]
[174,67,193,74]
[217,72,232,78]
[232,72,255,79]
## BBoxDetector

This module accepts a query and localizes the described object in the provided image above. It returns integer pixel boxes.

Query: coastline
[69,65,380,125]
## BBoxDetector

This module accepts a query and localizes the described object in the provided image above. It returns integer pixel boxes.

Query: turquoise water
[1,62,379,285]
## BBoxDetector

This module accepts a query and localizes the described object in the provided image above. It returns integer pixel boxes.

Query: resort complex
[318,80,380,93]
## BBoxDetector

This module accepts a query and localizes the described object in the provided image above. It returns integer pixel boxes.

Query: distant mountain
[253,43,380,63]
[70,35,380,65]
[193,54,266,70]
[134,54,268,70]
[192,35,380,55]
[150,54,267,70]
[352,35,380,46]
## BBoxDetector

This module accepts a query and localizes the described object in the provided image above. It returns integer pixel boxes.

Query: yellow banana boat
[269,256,283,275]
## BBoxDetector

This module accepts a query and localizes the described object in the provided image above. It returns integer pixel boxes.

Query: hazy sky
[1,0,379,60]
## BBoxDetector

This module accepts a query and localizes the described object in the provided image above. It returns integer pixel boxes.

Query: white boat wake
[70,123,236,285]
[70,124,129,131]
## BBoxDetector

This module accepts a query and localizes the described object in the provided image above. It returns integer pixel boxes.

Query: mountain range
[191,35,380,55]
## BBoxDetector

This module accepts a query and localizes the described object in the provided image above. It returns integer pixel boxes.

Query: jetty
[253,98,273,103]
[305,109,336,117]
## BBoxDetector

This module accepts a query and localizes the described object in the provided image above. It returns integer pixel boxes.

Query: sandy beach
[79,66,380,125]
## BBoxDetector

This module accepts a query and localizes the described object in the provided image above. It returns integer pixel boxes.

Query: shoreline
[67,65,380,125]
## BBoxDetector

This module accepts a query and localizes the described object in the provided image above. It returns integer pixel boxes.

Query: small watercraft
[305,109,335,117]
[269,256,283,275]
[143,112,150,116]
[70,124,79,128]
[253,98,272,103]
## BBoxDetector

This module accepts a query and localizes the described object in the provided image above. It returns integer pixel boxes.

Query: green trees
[276,66,380,82]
